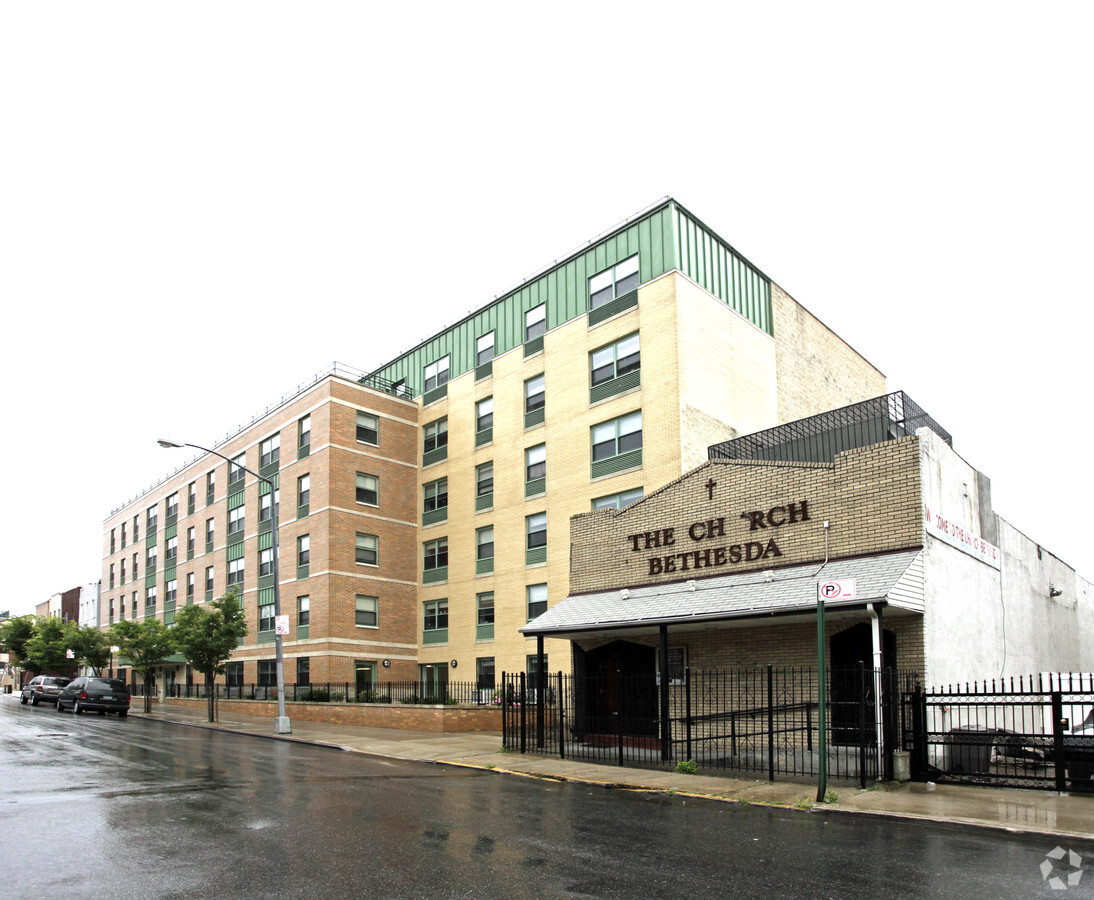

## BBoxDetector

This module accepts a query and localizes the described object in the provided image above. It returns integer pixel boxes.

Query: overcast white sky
[2,3,1091,618]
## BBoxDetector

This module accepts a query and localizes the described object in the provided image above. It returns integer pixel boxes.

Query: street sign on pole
[274,615,290,635]
[818,579,856,601]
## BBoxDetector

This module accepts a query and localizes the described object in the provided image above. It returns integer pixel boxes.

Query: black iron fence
[902,673,1094,792]
[163,680,502,705]
[502,665,909,786]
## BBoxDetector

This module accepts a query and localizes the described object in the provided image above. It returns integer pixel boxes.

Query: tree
[172,589,248,722]
[69,625,113,674]
[0,616,38,678]
[24,617,74,677]
[110,619,176,713]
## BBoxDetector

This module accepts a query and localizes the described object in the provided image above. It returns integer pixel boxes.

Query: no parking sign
[818,579,856,601]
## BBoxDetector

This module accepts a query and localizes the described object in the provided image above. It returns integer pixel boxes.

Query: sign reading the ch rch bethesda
[628,498,811,577]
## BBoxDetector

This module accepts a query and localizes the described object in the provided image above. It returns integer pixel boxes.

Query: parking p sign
[818,579,856,601]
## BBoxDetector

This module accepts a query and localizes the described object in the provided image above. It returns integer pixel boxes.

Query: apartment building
[100,198,886,692]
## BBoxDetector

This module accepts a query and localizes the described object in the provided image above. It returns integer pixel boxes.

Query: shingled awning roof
[521,550,924,639]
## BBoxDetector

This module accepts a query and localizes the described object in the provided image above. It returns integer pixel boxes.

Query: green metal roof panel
[369,199,771,396]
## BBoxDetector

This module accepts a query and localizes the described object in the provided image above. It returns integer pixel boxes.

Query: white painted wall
[919,430,1091,685]
[78,582,100,628]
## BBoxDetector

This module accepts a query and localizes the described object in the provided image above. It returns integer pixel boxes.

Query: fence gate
[502,665,906,786]
[902,674,1094,792]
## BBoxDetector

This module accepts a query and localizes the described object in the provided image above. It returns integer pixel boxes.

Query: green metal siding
[369,204,677,395]
[673,205,772,335]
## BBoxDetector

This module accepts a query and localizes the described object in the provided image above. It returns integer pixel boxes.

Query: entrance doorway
[418,663,449,703]
[829,623,896,745]
[579,641,658,740]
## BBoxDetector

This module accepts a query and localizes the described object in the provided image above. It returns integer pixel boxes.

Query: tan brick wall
[570,436,923,594]
[770,283,887,423]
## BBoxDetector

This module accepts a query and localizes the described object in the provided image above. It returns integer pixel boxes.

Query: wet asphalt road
[2,699,1092,899]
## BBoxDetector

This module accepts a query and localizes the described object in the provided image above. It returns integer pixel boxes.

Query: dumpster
[943,726,996,775]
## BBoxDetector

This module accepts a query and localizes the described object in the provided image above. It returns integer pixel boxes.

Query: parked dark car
[20,675,71,706]
[55,677,130,716]
[1066,707,1094,793]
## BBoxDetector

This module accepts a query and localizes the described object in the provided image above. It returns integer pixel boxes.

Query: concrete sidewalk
[129,702,1093,841]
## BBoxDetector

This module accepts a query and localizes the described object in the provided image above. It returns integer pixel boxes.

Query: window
[356,473,378,506]
[527,513,546,549]
[147,504,158,531]
[205,566,214,593]
[423,599,448,637]
[186,572,195,602]
[133,514,140,541]
[120,522,126,548]
[525,304,546,342]
[298,595,310,626]
[589,254,639,309]
[298,414,311,448]
[297,657,310,686]
[477,592,494,626]
[120,559,126,583]
[422,478,448,513]
[476,526,494,562]
[591,333,640,387]
[188,482,197,513]
[110,529,116,554]
[260,434,280,468]
[259,487,279,523]
[259,547,274,577]
[228,506,245,534]
[593,487,644,510]
[476,657,496,691]
[356,411,378,445]
[355,595,378,627]
[525,374,545,414]
[165,535,177,562]
[165,579,177,604]
[147,545,157,571]
[298,474,310,508]
[423,355,450,392]
[525,444,546,482]
[259,603,275,632]
[109,563,115,588]
[229,453,246,486]
[592,411,643,461]
[476,397,493,432]
[356,533,378,566]
[423,538,448,576]
[133,552,139,580]
[527,653,549,676]
[206,471,216,505]
[476,331,495,365]
[424,418,448,453]
[527,583,547,621]
[186,526,195,557]
[227,558,244,586]
[166,492,178,520]
[258,660,276,687]
[146,585,157,612]
[476,462,493,497]
[298,535,310,566]
[205,518,214,548]
[226,661,243,687]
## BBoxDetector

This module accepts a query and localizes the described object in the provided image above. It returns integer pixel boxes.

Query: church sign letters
[629,501,810,577]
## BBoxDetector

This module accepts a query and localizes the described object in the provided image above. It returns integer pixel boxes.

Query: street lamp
[158,439,291,734]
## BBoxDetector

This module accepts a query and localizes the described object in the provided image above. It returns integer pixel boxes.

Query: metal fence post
[558,672,566,760]
[767,665,775,782]
[1052,691,1066,793]
[519,672,527,755]
[685,667,692,763]
[857,661,868,788]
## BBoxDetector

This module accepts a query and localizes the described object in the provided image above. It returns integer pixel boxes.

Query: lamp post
[158,439,291,734]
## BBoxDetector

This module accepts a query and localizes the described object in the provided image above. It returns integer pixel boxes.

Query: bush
[675,759,699,775]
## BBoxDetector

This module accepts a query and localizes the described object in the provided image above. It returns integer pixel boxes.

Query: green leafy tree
[110,619,176,713]
[24,617,75,677]
[172,589,248,722]
[69,625,113,674]
[0,616,38,677]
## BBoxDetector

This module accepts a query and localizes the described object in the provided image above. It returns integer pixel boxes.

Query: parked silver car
[19,675,71,706]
